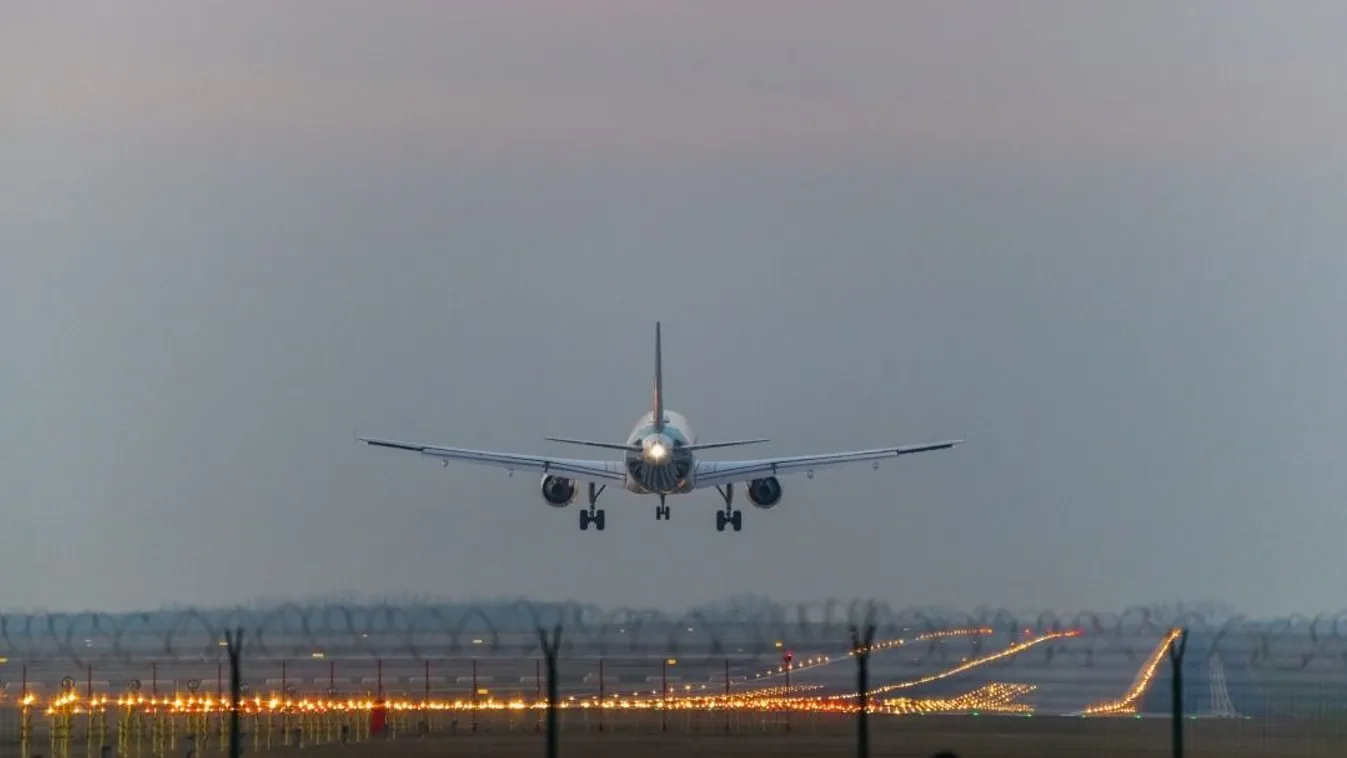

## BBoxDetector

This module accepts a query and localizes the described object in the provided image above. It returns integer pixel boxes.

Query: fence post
[851,622,876,758]
[1169,627,1189,758]
[598,658,605,732]
[724,658,731,733]
[537,624,562,758]
[422,659,430,736]
[224,628,244,758]
[535,660,542,733]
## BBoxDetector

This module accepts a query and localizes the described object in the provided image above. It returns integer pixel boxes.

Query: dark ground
[5,709,1344,758]
[252,712,1345,758]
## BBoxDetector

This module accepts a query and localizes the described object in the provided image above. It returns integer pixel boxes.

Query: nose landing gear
[655,494,671,521]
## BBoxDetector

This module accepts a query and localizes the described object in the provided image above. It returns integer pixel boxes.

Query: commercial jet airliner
[358,323,961,532]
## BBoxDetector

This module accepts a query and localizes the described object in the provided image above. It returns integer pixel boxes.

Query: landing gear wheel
[579,509,606,531]
[716,510,743,532]
[580,483,608,531]
[655,505,671,520]
[714,485,742,532]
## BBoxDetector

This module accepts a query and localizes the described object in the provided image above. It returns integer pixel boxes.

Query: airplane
[357,322,961,532]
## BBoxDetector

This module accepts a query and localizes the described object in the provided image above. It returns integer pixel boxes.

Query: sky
[3,1,1346,618]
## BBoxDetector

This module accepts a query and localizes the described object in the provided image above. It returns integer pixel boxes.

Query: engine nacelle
[540,475,578,507]
[745,477,783,509]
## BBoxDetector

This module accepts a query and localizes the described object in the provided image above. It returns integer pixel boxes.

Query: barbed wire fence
[2,599,1346,758]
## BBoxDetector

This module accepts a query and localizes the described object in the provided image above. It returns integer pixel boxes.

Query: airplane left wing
[359,436,628,484]
[692,440,961,489]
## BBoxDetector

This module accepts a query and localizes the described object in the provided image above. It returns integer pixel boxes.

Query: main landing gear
[579,483,606,531]
[654,494,671,521]
[715,484,743,532]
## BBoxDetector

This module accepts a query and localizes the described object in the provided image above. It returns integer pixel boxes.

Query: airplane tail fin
[653,321,665,432]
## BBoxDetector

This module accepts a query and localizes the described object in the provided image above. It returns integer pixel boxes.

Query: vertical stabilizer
[653,321,665,432]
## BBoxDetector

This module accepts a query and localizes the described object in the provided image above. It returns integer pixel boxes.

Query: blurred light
[1082,627,1184,717]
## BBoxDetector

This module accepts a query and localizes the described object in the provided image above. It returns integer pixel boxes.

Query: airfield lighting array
[1081,627,1185,716]
[32,685,1034,718]
[20,622,1201,730]
[880,683,1037,715]
[812,629,1079,700]
[741,626,995,684]
[20,626,1061,721]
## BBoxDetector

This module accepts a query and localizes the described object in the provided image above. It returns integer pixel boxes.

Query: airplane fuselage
[622,410,696,494]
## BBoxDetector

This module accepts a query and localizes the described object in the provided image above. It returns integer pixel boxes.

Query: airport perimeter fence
[1,598,1346,757]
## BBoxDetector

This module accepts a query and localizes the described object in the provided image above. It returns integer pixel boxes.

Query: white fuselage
[622,410,696,494]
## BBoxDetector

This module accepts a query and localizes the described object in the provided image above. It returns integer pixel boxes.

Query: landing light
[648,443,667,460]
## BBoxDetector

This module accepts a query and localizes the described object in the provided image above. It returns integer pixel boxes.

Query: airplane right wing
[692,440,962,489]
[358,436,628,484]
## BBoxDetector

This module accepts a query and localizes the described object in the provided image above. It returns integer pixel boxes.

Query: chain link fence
[0,598,1344,757]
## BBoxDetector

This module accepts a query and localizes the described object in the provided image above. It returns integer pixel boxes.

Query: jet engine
[745,477,783,509]
[540,475,578,507]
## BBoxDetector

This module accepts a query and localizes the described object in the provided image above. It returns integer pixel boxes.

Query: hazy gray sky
[4,1,1346,616]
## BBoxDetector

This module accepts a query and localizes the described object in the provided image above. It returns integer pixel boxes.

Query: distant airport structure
[360,322,960,532]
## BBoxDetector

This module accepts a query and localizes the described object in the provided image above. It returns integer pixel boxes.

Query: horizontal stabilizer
[545,437,641,452]
[682,439,770,451]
